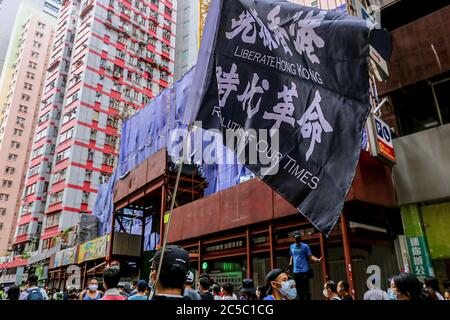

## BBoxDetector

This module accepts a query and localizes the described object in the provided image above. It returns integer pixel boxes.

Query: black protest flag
[186,0,373,236]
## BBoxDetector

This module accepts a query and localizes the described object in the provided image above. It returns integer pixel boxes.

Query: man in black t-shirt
[149,245,191,300]
[198,276,214,300]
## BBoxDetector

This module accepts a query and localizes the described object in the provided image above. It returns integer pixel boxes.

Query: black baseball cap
[151,245,190,273]
[293,231,302,239]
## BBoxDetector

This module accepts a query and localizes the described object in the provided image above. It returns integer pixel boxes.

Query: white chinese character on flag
[297,90,333,161]
[237,73,269,119]
[263,82,298,131]
[216,63,240,107]
[289,10,326,64]
[226,11,257,44]
[267,6,293,56]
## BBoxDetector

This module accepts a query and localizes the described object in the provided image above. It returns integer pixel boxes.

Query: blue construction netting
[93,67,253,240]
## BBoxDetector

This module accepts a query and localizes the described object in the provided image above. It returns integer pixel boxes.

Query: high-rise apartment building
[14,0,176,254]
[0,1,62,81]
[174,0,198,80]
[0,1,57,256]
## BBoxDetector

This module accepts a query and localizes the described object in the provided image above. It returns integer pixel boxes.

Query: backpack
[27,288,44,300]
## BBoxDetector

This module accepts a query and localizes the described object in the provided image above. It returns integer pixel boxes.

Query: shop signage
[77,234,110,264]
[406,236,434,282]
[367,114,395,164]
[53,245,78,268]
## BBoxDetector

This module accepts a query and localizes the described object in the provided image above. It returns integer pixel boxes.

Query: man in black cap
[149,245,191,300]
[240,278,257,300]
[289,231,322,300]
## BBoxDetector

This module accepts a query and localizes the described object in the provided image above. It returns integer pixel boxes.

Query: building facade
[13,0,176,257]
[376,2,450,286]
[0,1,57,256]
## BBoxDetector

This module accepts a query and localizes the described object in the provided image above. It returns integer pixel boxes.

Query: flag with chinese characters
[187,0,373,236]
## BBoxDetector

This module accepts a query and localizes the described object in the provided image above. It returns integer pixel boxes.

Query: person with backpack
[19,274,48,300]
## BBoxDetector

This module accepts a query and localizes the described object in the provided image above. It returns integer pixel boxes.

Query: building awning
[0,258,28,269]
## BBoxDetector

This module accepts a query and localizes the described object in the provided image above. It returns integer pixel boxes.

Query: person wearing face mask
[263,269,297,301]
[387,277,397,300]
[79,277,103,300]
[390,273,423,301]
[323,281,341,300]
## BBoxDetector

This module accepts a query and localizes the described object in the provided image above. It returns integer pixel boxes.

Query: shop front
[167,151,402,299]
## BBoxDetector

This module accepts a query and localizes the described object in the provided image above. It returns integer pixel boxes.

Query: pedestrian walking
[128,280,149,300]
[289,231,322,300]
[80,277,103,300]
[263,269,297,301]
[424,277,445,300]
[6,285,20,300]
[184,271,201,300]
[239,279,257,300]
[129,280,138,297]
[323,281,341,300]
[19,274,48,300]
[118,282,131,298]
[337,280,353,301]
[390,273,423,301]
[211,284,221,300]
[67,287,78,300]
[256,286,267,300]
[198,276,214,300]
[149,245,190,300]
[221,282,238,300]
[100,267,127,300]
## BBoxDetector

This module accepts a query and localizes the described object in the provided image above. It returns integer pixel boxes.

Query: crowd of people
[1,234,450,301]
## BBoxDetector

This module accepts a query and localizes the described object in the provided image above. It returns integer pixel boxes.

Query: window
[107,115,119,128]
[29,61,37,69]
[38,22,45,29]
[45,212,61,227]
[8,154,17,161]
[2,180,12,188]
[105,134,117,146]
[49,191,63,204]
[82,191,89,203]
[33,41,41,48]
[11,141,20,149]
[66,91,79,105]
[59,128,74,143]
[17,223,29,235]
[103,153,115,166]
[34,128,48,142]
[35,31,43,38]
[52,168,66,183]
[62,108,77,124]
[5,166,15,174]
[0,193,9,201]
[31,145,44,159]
[87,149,95,162]
[21,93,30,101]
[28,164,40,177]
[24,183,36,196]
[0,208,6,215]
[0,223,3,231]
[92,110,99,122]
[393,78,450,136]
[26,72,35,79]
[90,128,97,140]
[19,105,28,113]
[55,147,71,162]
[22,202,33,215]
[16,116,25,126]
[100,58,107,68]
[13,129,23,136]
[38,111,50,124]
[31,51,39,58]
[85,169,92,181]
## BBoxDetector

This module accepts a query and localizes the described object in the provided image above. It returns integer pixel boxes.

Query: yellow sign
[77,234,110,264]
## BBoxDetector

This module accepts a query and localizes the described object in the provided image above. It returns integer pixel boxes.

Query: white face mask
[88,284,98,291]
[323,289,329,298]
